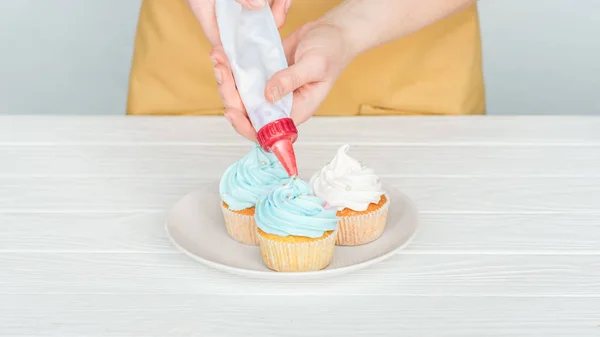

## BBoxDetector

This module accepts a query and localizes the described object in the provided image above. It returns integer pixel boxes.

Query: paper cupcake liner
[221,204,259,246]
[257,231,336,272]
[336,199,390,246]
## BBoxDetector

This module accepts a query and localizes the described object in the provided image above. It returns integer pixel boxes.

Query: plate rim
[165,182,419,279]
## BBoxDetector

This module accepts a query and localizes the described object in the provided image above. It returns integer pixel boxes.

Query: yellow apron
[127,0,485,116]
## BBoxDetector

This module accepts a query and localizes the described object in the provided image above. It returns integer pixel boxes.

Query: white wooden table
[1,116,599,336]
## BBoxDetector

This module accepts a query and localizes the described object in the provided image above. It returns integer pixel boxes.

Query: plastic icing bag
[215,0,293,130]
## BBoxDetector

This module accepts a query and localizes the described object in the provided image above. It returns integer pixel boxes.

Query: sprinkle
[345,185,352,191]
[261,161,266,166]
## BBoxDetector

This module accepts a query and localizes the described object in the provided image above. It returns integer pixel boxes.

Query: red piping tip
[256,118,299,177]
[270,138,298,177]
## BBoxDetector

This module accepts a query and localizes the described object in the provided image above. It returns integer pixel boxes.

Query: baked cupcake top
[310,144,384,212]
[220,144,289,211]
[255,178,339,238]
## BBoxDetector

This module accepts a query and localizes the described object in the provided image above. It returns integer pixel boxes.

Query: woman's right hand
[266,21,354,126]
[220,20,355,140]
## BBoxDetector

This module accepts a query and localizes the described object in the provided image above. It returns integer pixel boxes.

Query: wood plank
[2,213,599,253]
[2,253,600,296]
[2,144,599,177]
[1,295,597,336]
[2,116,600,144]
[0,176,597,212]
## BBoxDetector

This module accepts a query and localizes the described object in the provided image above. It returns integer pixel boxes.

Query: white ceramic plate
[166,181,419,279]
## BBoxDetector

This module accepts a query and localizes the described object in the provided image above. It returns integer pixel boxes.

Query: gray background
[0,0,598,115]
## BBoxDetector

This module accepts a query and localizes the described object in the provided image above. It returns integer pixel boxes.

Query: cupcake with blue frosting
[255,178,339,272]
[220,144,289,245]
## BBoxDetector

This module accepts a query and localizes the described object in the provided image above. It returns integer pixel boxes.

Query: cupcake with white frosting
[310,145,389,246]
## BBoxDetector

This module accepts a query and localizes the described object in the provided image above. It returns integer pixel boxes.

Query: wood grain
[1,117,600,336]
[2,144,599,177]
[0,176,598,212]
[2,213,600,253]
[2,116,600,144]
[1,295,598,337]
[2,252,600,296]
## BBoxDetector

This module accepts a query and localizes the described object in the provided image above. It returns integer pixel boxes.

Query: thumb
[265,56,325,103]
[270,0,292,28]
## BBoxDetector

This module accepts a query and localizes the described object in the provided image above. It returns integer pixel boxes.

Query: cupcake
[220,144,289,245]
[255,178,339,272]
[310,144,388,246]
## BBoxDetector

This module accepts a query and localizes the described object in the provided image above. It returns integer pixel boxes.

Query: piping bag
[215,0,298,176]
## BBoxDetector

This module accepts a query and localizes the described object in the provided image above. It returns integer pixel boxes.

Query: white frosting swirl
[310,145,384,211]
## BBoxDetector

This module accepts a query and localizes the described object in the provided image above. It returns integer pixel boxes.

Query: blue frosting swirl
[220,144,289,210]
[255,178,339,238]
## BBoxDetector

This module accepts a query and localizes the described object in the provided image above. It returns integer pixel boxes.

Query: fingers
[209,48,230,68]
[281,29,300,63]
[213,58,245,112]
[224,108,258,141]
[289,81,331,126]
[235,0,267,9]
[235,0,290,28]
[211,51,256,141]
[186,0,221,47]
[188,0,291,47]
[265,56,326,103]
[270,0,292,28]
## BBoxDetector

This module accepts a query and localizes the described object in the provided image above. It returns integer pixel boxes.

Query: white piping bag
[215,0,298,176]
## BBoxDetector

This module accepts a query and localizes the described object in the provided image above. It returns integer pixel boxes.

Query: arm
[321,0,476,58]
[220,0,477,139]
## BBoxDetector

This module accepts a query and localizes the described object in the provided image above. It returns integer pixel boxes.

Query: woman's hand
[266,21,353,125]
[216,21,354,140]
[190,0,474,141]
[186,0,290,46]
[186,0,292,140]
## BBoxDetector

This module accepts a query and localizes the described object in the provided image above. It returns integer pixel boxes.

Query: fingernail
[248,0,266,8]
[285,0,292,13]
[213,68,222,84]
[270,86,281,102]
[210,56,218,66]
